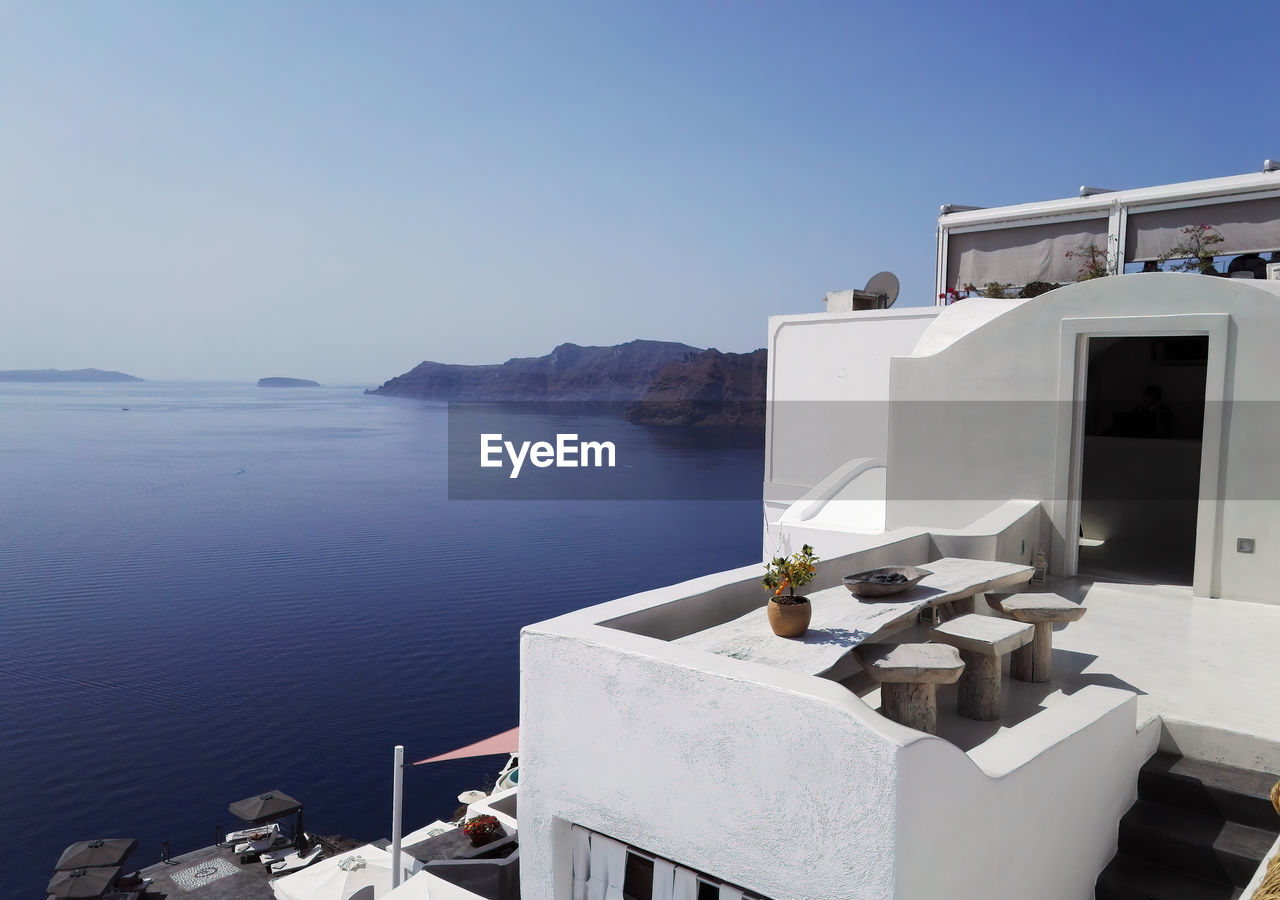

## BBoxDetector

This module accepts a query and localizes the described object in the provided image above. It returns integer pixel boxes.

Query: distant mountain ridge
[367,340,766,427]
[0,368,142,383]
[366,340,703,402]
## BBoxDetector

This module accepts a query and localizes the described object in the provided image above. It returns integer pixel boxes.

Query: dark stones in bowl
[843,565,933,598]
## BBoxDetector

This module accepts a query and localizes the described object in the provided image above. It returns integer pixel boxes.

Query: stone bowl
[843,565,933,598]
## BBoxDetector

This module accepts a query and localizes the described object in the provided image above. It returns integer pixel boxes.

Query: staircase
[1095,752,1280,899]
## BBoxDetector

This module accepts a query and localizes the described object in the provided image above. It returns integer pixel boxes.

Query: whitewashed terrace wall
[895,686,1142,898]
[519,537,1141,899]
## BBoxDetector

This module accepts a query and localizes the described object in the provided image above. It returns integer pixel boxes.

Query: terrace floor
[847,577,1280,771]
[133,835,365,900]
[136,843,277,900]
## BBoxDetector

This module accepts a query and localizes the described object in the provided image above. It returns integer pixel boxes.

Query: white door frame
[1053,314,1230,596]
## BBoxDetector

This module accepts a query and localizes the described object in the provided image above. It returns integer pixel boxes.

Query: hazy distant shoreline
[0,368,142,383]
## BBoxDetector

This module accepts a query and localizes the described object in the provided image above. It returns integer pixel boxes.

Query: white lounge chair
[268,844,323,875]
[235,826,287,856]
[261,834,313,868]
[225,822,280,844]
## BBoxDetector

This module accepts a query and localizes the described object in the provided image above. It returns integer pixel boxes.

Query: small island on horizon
[258,377,320,387]
[0,368,143,383]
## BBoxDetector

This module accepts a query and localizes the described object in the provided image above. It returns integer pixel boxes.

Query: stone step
[1094,854,1244,900]
[1139,752,1280,832]
[1117,798,1276,887]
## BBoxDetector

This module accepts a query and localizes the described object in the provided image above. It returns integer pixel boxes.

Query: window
[571,825,769,900]
[623,852,654,900]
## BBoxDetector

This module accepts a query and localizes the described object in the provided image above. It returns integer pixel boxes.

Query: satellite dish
[853,271,900,309]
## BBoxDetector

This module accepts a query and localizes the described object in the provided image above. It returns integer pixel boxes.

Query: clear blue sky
[2,1,1275,383]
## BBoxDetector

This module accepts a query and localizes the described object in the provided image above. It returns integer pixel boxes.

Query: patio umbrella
[384,870,480,899]
[273,844,410,900]
[46,866,121,898]
[229,789,302,824]
[55,839,137,871]
[229,789,305,844]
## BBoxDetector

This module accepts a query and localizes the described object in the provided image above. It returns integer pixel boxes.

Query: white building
[516,170,1280,900]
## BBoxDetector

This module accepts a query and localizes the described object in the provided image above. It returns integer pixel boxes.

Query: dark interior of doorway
[1078,335,1208,585]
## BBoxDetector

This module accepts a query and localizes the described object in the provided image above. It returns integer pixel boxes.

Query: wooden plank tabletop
[672,557,1034,675]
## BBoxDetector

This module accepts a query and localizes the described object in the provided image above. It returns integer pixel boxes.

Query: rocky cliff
[366,340,703,402]
[367,340,767,427]
[625,348,767,427]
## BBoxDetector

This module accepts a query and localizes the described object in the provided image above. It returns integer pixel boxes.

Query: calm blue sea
[0,382,763,896]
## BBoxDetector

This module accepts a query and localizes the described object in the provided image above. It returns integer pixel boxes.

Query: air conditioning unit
[1268,262,1280,280]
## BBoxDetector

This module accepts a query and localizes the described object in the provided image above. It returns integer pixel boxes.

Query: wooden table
[673,557,1034,676]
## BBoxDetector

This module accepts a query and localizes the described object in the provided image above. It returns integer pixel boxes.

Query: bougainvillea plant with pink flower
[462,814,501,842]
[938,283,977,304]
[1157,224,1225,274]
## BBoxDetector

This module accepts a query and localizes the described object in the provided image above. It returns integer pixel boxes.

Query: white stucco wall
[885,275,1280,602]
[766,308,938,497]
[520,628,907,899]
[765,308,938,557]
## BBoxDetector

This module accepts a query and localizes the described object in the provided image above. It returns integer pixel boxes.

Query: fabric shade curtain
[948,217,1109,288]
[1124,196,1280,262]
[672,867,699,900]
[719,886,744,900]
[571,826,591,900]
[651,858,676,900]
[586,833,627,900]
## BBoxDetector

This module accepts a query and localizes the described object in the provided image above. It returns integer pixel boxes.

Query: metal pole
[391,744,404,889]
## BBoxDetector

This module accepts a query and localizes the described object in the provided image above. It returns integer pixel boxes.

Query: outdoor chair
[225,822,279,845]
[231,822,281,853]
[261,834,310,868]
[267,844,323,875]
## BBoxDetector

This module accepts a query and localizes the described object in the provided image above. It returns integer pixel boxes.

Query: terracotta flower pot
[767,597,811,637]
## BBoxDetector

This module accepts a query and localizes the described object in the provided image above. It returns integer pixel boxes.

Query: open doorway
[1077,335,1208,584]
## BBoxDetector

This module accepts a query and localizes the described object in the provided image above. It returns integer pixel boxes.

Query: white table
[673,557,1034,676]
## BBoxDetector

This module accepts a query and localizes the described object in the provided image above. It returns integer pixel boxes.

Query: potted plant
[462,813,503,847]
[762,544,819,637]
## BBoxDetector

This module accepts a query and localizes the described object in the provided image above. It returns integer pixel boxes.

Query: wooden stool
[855,643,964,735]
[931,614,1033,720]
[997,593,1087,683]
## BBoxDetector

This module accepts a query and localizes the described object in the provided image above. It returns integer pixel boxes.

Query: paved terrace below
[136,843,277,900]
[846,577,1280,771]
[133,835,368,900]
